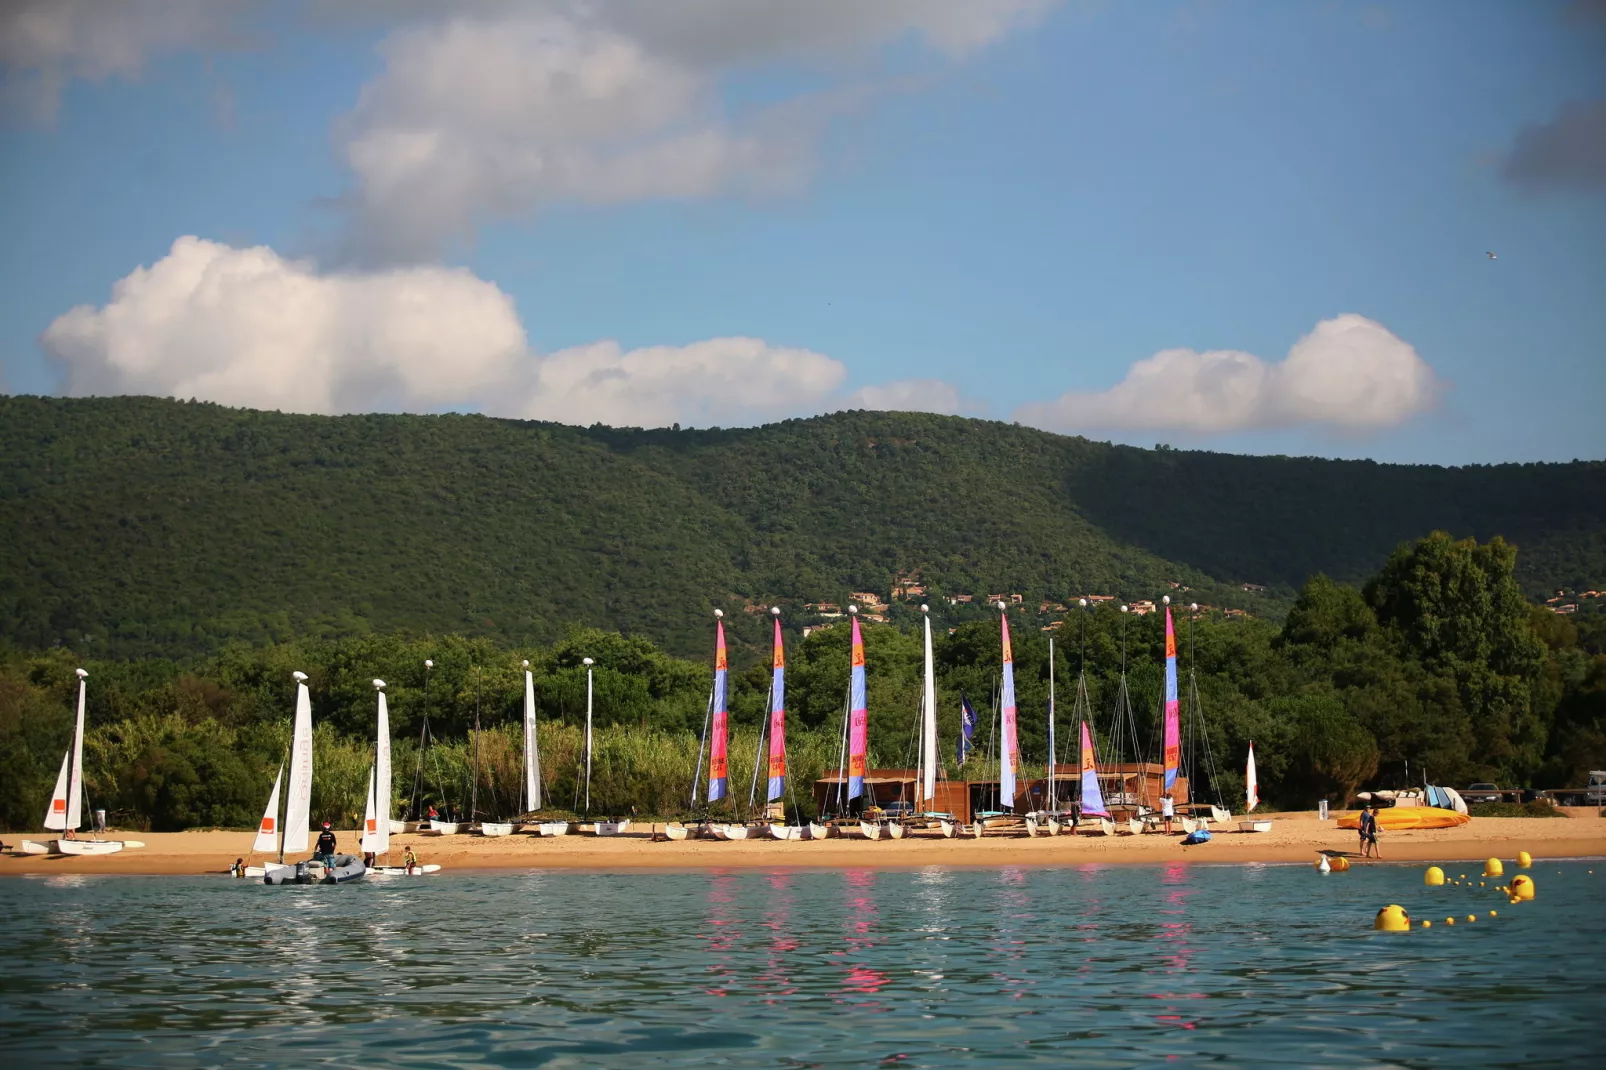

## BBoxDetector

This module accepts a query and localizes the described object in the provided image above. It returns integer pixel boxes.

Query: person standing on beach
[313,822,337,865]
[1161,794,1175,834]
[1359,806,1380,858]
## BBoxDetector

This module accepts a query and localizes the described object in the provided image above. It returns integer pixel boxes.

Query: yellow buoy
[1479,881,1486,887]
[1466,915,1476,923]
[1510,874,1536,901]
[1489,910,1498,918]
[1421,920,1432,929]
[1424,866,1445,886]
[1483,858,1503,877]
[1516,850,1532,868]
[1374,904,1411,932]
[1332,856,1351,872]
[1445,917,1455,925]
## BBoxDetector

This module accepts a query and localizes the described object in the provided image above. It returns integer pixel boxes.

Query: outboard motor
[294,860,312,884]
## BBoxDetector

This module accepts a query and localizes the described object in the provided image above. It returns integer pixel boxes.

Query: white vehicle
[1590,771,1606,806]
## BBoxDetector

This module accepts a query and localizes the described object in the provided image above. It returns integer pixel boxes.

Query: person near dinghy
[403,847,419,875]
[314,822,337,865]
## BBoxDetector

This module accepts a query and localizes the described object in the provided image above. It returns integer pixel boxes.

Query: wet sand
[3,810,1601,876]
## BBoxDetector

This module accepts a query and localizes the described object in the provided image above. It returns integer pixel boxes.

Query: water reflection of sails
[839,869,888,1006]
[755,871,797,1004]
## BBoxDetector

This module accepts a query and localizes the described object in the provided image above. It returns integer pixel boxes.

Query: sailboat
[1238,742,1272,832]
[756,609,812,840]
[997,603,1023,834]
[575,657,629,836]
[1076,720,1116,836]
[24,669,144,856]
[255,671,365,884]
[366,680,441,875]
[910,604,946,835]
[515,658,544,834]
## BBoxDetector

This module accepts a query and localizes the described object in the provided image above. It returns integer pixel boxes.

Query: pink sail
[766,618,787,802]
[999,613,1020,808]
[708,619,729,802]
[848,616,868,799]
[1162,604,1180,793]
[1079,720,1109,817]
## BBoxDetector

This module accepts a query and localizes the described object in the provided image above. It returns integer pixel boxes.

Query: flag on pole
[958,692,977,765]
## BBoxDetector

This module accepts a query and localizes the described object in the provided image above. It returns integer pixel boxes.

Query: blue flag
[958,691,978,765]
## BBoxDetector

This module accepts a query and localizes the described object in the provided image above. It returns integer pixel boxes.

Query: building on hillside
[804,602,843,618]
[1555,604,1579,615]
[864,612,889,623]
[1131,600,1156,616]
[1085,594,1115,604]
[947,593,975,604]
[1039,601,1068,613]
[1241,583,1268,593]
[1223,608,1249,619]
[802,623,836,638]
[850,592,882,606]
[1042,621,1064,632]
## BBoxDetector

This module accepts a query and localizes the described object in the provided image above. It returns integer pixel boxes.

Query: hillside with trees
[2,395,1601,663]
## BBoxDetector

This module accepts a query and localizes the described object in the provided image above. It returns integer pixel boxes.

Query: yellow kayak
[1337,807,1469,830]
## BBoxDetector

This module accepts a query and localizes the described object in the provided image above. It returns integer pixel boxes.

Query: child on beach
[1161,794,1175,834]
[1359,806,1380,858]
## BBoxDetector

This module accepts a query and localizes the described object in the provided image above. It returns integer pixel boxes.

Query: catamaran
[22,669,145,857]
[364,679,441,875]
[253,671,364,885]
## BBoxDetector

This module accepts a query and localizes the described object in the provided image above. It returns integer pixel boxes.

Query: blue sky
[1,0,1602,465]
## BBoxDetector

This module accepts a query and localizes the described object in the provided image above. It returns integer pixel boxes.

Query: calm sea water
[1,860,1599,1068]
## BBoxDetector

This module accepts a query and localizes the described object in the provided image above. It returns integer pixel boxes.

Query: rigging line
[690,686,713,811]
[747,677,774,815]
[835,685,850,816]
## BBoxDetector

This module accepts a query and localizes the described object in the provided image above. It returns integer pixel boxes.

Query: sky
[1,0,1603,466]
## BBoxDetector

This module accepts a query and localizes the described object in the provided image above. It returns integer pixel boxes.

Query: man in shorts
[1359,805,1380,858]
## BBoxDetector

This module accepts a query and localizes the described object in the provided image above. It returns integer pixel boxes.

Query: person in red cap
[313,822,337,866]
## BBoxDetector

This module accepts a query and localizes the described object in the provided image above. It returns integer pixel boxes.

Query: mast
[1047,636,1057,813]
[708,610,729,804]
[1162,597,1181,796]
[66,668,87,834]
[411,659,434,820]
[997,603,1020,812]
[582,657,595,816]
[373,679,391,858]
[522,660,541,812]
[847,606,868,805]
[690,686,712,809]
[764,608,787,816]
[470,664,482,824]
[920,605,937,811]
[281,670,313,862]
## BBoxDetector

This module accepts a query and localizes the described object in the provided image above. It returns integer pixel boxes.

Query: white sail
[65,672,87,831]
[44,750,71,830]
[1246,742,1260,813]
[523,668,540,812]
[583,663,594,813]
[374,686,391,855]
[282,676,314,853]
[360,766,379,854]
[252,764,284,853]
[920,612,937,808]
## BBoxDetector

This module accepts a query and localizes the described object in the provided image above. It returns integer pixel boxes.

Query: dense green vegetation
[3,532,1602,832]
[1,396,1601,663]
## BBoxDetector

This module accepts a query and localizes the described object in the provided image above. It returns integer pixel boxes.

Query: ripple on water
[0,862,1599,1067]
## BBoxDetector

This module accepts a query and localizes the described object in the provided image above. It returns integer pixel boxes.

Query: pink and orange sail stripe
[999,612,1020,808]
[848,616,867,799]
[766,618,786,802]
[708,618,729,802]
[1162,605,1180,792]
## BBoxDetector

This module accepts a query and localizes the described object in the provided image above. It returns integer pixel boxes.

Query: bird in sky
[1486,251,1498,260]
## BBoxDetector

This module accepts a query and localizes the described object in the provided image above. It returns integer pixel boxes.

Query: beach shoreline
[3,811,1601,876]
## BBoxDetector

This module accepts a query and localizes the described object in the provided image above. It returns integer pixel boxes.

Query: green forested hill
[2,395,1602,660]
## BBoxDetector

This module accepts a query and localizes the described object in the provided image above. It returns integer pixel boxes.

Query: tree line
[2,532,1600,832]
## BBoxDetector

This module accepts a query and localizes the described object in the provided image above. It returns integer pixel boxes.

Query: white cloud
[41,237,866,428]
[334,1,1056,261]
[0,0,244,123]
[844,378,978,416]
[1013,314,1442,435]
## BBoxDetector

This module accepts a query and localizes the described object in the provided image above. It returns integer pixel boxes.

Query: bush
[1467,800,1568,818]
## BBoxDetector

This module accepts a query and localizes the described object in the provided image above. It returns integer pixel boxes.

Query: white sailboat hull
[858,820,881,841]
[1212,807,1233,824]
[389,819,413,834]
[1023,816,1039,837]
[1046,818,1062,836]
[710,824,749,841]
[938,819,957,838]
[538,821,570,837]
[54,839,125,856]
[663,823,689,841]
[19,839,52,855]
[595,820,630,836]
[808,822,829,840]
[368,864,443,876]
[885,822,905,839]
[1238,819,1273,833]
[424,821,463,835]
[477,822,515,837]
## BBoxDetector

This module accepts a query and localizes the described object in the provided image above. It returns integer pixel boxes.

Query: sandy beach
[3,810,1601,876]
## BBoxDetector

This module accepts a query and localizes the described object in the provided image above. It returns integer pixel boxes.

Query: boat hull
[710,824,749,841]
[19,840,52,855]
[1336,807,1468,831]
[663,823,689,841]
[858,821,881,841]
[808,822,829,840]
[368,864,442,876]
[595,820,630,836]
[54,839,125,856]
[477,822,514,837]
[1238,820,1273,833]
[537,822,570,837]
[424,821,463,835]
[885,822,905,839]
